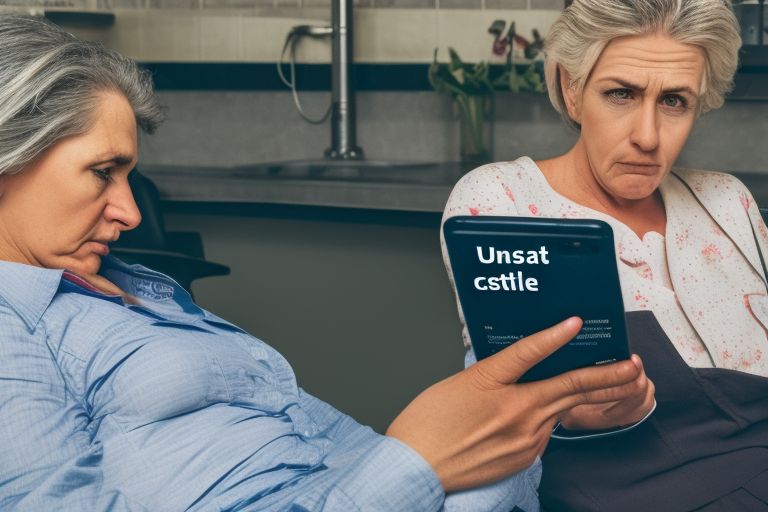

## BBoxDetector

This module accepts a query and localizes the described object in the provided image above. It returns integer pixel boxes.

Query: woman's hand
[558,354,655,430]
[386,317,645,492]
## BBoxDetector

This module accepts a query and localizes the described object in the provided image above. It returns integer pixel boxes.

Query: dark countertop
[141,160,472,213]
[141,162,768,214]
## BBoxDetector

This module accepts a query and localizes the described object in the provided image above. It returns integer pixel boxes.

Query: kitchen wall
[140,90,767,173]
[18,5,562,63]
[17,3,765,172]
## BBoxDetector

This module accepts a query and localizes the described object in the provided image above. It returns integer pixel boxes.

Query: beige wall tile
[139,11,200,60]
[106,11,144,58]
[355,9,438,62]
[55,8,561,63]
[484,0,526,9]
[530,0,563,9]
[200,14,242,60]
[438,0,479,8]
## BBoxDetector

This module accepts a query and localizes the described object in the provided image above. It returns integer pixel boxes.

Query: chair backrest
[114,171,167,250]
[110,170,230,292]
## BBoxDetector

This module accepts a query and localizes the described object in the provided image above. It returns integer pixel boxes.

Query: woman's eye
[606,89,632,102]
[91,168,114,183]
[661,94,687,109]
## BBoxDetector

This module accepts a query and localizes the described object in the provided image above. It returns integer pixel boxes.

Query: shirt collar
[0,260,63,332]
[0,255,201,331]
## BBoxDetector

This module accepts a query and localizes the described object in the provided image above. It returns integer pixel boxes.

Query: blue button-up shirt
[0,256,541,511]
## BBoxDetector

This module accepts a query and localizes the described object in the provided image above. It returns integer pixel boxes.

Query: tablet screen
[443,216,629,382]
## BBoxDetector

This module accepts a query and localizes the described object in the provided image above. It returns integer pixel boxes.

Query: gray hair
[0,14,164,176]
[544,0,741,130]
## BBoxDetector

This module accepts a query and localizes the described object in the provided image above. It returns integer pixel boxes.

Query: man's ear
[559,65,581,124]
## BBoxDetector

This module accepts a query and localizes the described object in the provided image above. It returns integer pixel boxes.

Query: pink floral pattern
[442,158,768,377]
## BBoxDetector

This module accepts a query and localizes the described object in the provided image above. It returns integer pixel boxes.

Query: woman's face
[0,91,140,277]
[563,33,705,201]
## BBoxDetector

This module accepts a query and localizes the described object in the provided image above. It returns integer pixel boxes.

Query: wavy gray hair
[544,0,741,130]
[0,15,164,176]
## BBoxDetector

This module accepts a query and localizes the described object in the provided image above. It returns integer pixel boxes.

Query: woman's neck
[535,147,667,238]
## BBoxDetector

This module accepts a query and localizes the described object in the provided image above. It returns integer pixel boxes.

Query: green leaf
[448,47,464,71]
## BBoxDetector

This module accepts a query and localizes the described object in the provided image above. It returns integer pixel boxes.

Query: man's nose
[629,101,660,152]
[105,177,142,231]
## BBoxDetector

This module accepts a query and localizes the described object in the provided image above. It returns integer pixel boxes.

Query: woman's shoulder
[672,168,758,209]
[671,168,764,229]
[443,157,543,218]
[456,157,539,185]
[672,168,750,193]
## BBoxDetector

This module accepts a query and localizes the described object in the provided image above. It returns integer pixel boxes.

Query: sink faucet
[326,0,364,160]
[282,0,364,161]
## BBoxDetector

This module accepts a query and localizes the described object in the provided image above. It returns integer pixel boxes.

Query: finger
[536,357,642,412]
[550,369,654,423]
[477,317,583,385]
[602,377,657,426]
[581,364,649,405]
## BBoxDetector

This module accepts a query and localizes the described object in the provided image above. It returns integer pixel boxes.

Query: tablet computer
[443,215,629,382]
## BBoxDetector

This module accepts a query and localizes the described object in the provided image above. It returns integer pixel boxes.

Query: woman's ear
[559,66,581,124]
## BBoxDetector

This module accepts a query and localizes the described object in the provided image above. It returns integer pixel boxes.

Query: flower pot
[455,93,494,165]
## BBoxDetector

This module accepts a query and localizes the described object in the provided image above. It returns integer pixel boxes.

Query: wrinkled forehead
[588,33,706,93]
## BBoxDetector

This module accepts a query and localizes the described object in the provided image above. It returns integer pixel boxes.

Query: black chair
[110,170,230,293]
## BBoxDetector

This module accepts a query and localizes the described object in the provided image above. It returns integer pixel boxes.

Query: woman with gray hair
[0,14,650,512]
[443,0,768,509]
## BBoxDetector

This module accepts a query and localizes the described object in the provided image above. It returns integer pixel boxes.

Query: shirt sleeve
[296,435,541,512]
[0,317,148,512]
[253,388,541,512]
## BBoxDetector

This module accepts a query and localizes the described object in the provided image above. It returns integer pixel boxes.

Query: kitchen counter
[141,160,472,213]
[141,161,768,214]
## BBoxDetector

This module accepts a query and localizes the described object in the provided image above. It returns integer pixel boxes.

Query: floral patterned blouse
[442,157,768,377]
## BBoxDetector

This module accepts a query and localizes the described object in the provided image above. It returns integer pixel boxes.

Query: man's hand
[386,317,652,492]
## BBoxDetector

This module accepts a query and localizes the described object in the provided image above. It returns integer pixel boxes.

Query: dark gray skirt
[540,311,768,512]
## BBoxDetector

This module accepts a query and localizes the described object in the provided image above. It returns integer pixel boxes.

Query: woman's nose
[629,102,660,152]
[105,178,142,231]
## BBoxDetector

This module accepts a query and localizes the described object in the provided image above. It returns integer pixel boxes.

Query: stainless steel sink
[231,160,470,186]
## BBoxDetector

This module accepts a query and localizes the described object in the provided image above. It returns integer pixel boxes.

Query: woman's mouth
[88,241,111,256]
[617,162,661,175]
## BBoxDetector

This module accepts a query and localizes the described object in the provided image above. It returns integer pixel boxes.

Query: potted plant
[429,25,546,164]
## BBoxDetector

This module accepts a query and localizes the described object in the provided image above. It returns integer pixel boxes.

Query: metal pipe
[325,0,364,160]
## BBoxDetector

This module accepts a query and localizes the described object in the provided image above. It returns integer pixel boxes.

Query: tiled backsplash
[9,0,564,8]
[138,90,768,174]
[26,7,560,63]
